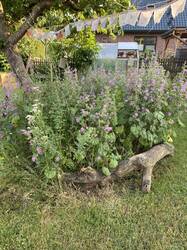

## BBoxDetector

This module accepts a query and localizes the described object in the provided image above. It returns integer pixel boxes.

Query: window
[117,50,137,59]
[134,36,157,52]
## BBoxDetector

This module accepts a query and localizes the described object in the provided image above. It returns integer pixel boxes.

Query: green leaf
[102,167,111,176]
[44,168,56,179]
[154,111,165,121]
[172,130,177,138]
[109,159,118,169]
[130,125,140,138]
[177,117,185,128]
[147,131,154,143]
[11,115,20,126]
[75,150,86,161]
[115,126,124,135]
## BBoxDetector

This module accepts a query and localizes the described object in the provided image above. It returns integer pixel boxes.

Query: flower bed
[0,59,187,181]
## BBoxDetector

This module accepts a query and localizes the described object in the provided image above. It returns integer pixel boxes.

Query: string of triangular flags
[27,0,186,41]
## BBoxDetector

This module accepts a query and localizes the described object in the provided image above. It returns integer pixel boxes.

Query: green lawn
[0,117,187,250]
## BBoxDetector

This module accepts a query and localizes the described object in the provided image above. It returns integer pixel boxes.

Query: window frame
[134,36,157,52]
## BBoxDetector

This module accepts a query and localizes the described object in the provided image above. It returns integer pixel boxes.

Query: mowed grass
[0,118,187,250]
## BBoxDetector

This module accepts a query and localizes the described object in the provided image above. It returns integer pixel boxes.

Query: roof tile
[123,0,187,32]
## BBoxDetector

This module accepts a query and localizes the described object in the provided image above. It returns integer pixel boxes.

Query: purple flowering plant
[123,59,187,149]
[0,59,187,179]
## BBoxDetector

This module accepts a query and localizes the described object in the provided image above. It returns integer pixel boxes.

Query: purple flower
[32,155,37,162]
[181,82,187,92]
[75,117,80,123]
[159,84,165,92]
[20,129,31,137]
[109,79,115,86]
[104,126,113,132]
[36,146,44,155]
[150,79,156,85]
[81,109,89,117]
[80,127,85,134]
[173,85,179,91]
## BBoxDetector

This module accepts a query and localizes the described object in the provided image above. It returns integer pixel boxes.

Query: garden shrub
[48,28,99,73]
[0,59,187,180]
[0,52,10,72]
[18,35,45,62]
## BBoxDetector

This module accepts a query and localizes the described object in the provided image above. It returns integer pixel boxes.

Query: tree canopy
[0,0,131,88]
[2,0,131,21]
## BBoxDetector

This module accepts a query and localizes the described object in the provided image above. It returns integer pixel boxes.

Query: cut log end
[63,143,174,193]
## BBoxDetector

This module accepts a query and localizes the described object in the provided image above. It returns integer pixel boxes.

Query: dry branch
[63,143,174,193]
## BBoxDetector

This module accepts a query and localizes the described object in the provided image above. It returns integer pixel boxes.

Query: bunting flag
[137,10,153,26]
[109,15,118,26]
[154,5,168,24]
[171,0,186,18]
[26,0,187,41]
[64,25,71,37]
[100,17,108,28]
[27,28,64,41]
[84,20,92,28]
[27,28,45,40]
[123,11,141,26]
[91,19,100,31]
[75,20,85,31]
[43,31,57,40]
[56,30,64,40]
[28,28,59,41]
[119,13,127,26]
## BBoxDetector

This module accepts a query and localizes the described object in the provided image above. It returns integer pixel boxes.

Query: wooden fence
[30,59,64,80]
[31,57,187,78]
[159,57,187,76]
[32,59,52,71]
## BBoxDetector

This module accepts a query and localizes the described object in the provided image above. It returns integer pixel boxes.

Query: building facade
[96,0,187,57]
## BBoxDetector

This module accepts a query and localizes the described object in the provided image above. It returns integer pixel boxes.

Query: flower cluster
[1,59,186,179]
[124,60,187,148]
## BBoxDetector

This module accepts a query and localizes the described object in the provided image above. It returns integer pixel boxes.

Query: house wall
[164,37,178,57]
[156,36,165,56]
[96,34,178,57]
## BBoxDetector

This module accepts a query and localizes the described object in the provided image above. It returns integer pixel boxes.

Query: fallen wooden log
[63,143,174,193]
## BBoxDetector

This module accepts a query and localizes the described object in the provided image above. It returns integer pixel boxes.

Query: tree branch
[7,0,52,47]
[0,1,8,42]
[63,143,174,193]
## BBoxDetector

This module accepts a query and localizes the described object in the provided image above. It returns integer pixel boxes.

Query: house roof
[123,0,187,33]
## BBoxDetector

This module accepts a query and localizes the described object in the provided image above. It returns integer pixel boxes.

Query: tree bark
[0,0,52,89]
[7,1,52,46]
[5,46,32,91]
[63,143,174,193]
